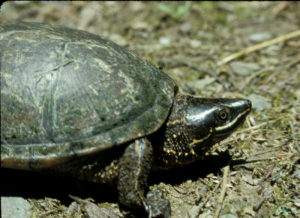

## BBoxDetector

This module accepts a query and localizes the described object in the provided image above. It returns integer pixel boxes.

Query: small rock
[180,22,192,34]
[261,43,283,55]
[249,32,272,43]
[230,61,261,76]
[292,169,300,180]
[85,202,123,218]
[217,2,235,12]
[109,34,127,46]
[189,77,216,90]
[248,94,271,111]
[198,210,213,218]
[243,207,256,217]
[189,39,202,48]
[69,195,123,218]
[159,37,171,46]
[1,197,32,218]
[67,202,81,217]
[131,21,148,30]
[129,2,144,12]
[220,214,239,218]
[188,205,200,218]
[249,116,256,126]
[78,2,101,30]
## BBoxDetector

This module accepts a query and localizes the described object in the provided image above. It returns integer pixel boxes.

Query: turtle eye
[217,109,229,121]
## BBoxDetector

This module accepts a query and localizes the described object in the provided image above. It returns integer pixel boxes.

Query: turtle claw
[145,189,171,218]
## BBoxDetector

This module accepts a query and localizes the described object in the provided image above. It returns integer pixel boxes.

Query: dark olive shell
[0,22,175,169]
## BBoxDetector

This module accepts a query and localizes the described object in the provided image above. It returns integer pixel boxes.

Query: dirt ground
[1,2,299,218]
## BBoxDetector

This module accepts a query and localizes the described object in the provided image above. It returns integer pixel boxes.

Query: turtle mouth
[213,131,232,143]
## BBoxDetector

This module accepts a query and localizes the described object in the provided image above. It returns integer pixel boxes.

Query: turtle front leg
[118,138,170,217]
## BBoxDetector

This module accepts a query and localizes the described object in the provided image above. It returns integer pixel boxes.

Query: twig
[240,67,274,90]
[69,195,94,204]
[213,165,230,218]
[285,56,300,70]
[217,29,300,66]
[233,120,277,135]
[258,163,276,192]
[253,188,273,212]
[253,196,266,211]
[230,157,275,166]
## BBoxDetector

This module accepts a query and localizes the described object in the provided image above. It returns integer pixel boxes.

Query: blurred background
[1,2,299,218]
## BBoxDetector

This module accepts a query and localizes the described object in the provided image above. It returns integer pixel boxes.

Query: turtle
[0,22,251,217]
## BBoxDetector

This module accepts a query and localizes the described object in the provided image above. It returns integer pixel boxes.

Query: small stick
[214,165,230,218]
[258,163,276,191]
[233,119,277,134]
[243,157,275,164]
[253,196,266,211]
[217,30,300,66]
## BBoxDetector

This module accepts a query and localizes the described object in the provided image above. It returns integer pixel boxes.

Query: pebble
[109,34,127,46]
[1,197,32,218]
[159,37,171,46]
[261,44,283,55]
[230,61,261,76]
[84,201,123,218]
[220,214,239,218]
[190,77,216,89]
[217,2,235,12]
[180,22,192,34]
[131,21,148,30]
[248,94,271,111]
[249,32,272,43]
[292,169,300,180]
[189,39,202,48]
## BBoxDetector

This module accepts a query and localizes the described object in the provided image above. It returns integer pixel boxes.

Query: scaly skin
[53,94,251,217]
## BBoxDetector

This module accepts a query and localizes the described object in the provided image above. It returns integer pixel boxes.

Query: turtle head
[156,94,251,167]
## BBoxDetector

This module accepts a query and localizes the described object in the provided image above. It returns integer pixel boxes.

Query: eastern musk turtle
[0,22,251,217]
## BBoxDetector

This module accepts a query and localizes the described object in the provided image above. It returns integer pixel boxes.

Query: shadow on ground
[1,150,232,206]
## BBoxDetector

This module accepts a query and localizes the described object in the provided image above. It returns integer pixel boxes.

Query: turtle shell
[0,22,175,169]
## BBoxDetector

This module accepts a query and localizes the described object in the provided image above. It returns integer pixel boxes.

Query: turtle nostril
[247,99,252,109]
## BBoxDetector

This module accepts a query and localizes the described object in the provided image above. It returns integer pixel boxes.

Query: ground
[1,2,299,218]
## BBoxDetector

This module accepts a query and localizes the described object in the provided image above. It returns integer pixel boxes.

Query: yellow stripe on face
[189,127,213,147]
[215,108,251,132]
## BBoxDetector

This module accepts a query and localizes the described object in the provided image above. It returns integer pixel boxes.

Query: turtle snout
[245,99,252,111]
